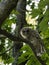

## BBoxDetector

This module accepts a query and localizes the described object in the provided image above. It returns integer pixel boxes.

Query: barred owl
[20,27,46,56]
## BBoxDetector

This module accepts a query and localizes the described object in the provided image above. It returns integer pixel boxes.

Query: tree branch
[0,0,18,28]
[0,29,20,41]
[0,29,46,65]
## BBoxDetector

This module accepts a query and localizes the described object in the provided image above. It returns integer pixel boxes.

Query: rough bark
[12,0,27,65]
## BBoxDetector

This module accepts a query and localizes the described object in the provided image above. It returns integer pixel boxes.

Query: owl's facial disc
[20,28,27,39]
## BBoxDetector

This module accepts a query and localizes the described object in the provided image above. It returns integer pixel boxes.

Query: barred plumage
[20,27,46,56]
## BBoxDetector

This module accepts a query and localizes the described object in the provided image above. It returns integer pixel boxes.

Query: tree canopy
[0,0,49,65]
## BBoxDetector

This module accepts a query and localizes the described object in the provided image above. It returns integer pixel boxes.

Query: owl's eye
[23,30,26,33]
[23,29,29,33]
[26,29,29,33]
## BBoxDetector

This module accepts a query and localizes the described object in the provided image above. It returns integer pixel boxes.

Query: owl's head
[20,27,31,39]
[20,27,39,39]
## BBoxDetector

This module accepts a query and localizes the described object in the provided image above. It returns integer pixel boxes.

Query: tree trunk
[12,0,27,65]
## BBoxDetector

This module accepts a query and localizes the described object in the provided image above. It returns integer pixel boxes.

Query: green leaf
[21,44,33,53]
[39,16,49,32]
[38,0,46,9]
[4,57,14,64]
[31,9,41,18]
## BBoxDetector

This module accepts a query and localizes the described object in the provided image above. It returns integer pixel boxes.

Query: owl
[20,27,46,56]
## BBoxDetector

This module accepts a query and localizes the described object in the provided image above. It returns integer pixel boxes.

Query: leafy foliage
[17,44,41,65]
[0,0,49,65]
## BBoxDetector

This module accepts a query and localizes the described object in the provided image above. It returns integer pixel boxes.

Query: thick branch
[0,29,20,41]
[0,29,46,65]
[0,0,18,28]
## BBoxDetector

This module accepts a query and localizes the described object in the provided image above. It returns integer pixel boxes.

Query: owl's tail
[37,46,46,56]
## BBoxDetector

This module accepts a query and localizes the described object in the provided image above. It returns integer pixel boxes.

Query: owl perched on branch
[20,27,46,56]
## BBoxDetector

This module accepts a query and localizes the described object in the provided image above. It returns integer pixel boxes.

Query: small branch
[0,0,18,28]
[0,29,46,65]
